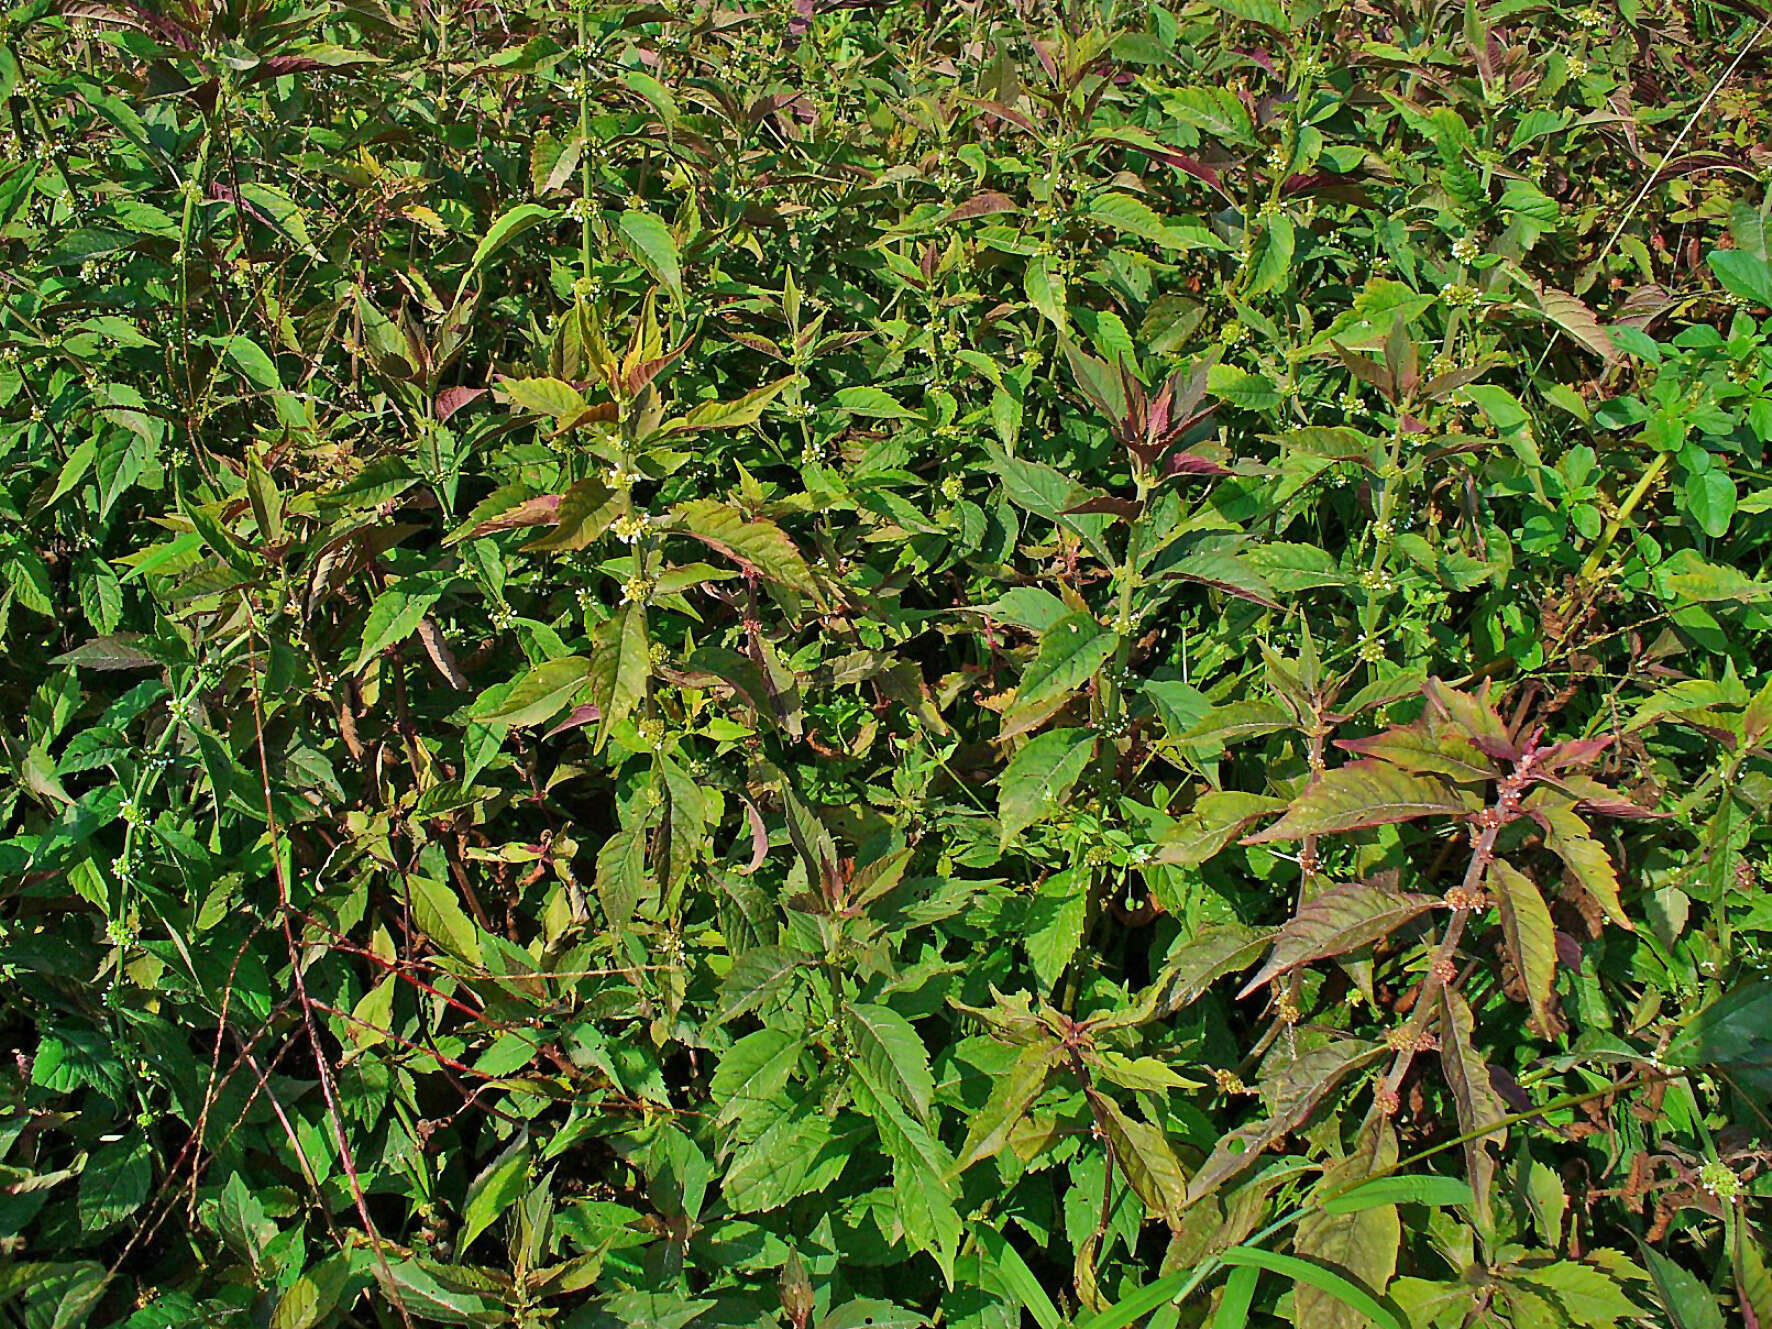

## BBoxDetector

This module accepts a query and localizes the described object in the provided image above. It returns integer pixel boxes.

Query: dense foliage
[2,0,1771,1323]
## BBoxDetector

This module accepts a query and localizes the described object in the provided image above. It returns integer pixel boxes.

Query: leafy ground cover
[2,0,1772,1324]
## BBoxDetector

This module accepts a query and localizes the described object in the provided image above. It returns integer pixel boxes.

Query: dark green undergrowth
[2,0,1771,1324]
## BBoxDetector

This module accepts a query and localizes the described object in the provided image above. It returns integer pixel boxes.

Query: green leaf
[596,818,650,926]
[1245,214,1294,296]
[1665,980,1772,1102]
[472,656,592,727]
[1026,255,1068,329]
[1207,362,1281,411]
[845,1002,936,1123]
[833,385,915,419]
[1152,791,1286,865]
[717,946,803,1022]
[952,1038,1065,1174]
[1213,1266,1260,1329]
[1243,761,1470,843]
[999,727,1095,845]
[1709,249,1772,308]
[1642,1247,1725,1329]
[1025,863,1090,991]
[1322,1174,1474,1213]
[1010,613,1115,717]
[459,1132,530,1251]
[588,600,650,738]
[497,375,587,418]
[77,1138,151,1232]
[1536,798,1633,930]
[350,578,444,674]
[1686,468,1737,538]
[459,203,556,295]
[975,1226,1063,1329]
[676,377,794,431]
[221,336,281,392]
[1218,1247,1403,1329]
[618,210,683,300]
[408,874,484,967]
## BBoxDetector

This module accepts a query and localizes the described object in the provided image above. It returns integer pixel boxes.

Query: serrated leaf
[1488,859,1558,1032]
[618,210,682,301]
[846,1002,935,1123]
[718,946,803,1022]
[1243,761,1469,843]
[999,727,1095,845]
[1026,862,1090,991]
[667,500,815,594]
[408,874,484,967]
[1536,799,1633,930]
[77,1139,151,1232]
[952,1038,1065,1174]
[351,579,444,674]
[1238,882,1439,995]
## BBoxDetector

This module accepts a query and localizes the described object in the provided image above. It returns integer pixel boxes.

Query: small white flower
[613,512,647,543]
[1451,234,1482,263]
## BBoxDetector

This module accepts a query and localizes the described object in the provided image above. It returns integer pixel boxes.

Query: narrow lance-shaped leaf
[1487,859,1558,1032]
[951,1038,1066,1175]
[1438,986,1510,1219]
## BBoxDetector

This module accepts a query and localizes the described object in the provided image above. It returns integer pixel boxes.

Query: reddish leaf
[1242,761,1472,844]
[1237,882,1441,996]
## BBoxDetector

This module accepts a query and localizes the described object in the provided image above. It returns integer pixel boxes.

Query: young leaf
[459,1132,530,1251]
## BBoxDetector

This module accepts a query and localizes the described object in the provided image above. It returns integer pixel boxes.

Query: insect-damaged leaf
[1238,882,1440,996]
[1243,761,1472,844]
